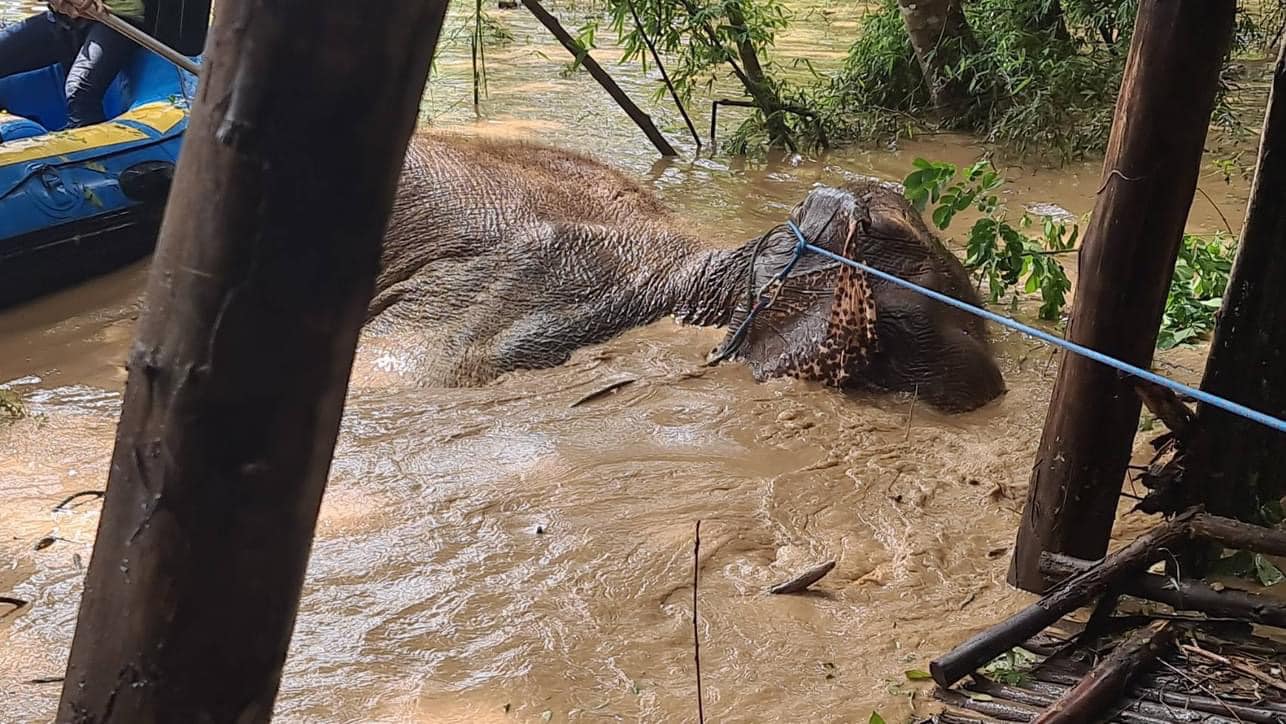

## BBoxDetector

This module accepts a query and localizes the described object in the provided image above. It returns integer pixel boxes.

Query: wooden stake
[522,0,677,157]
[1010,0,1237,592]
[54,2,449,720]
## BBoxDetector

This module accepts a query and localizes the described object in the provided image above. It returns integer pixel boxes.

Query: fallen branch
[1190,514,1286,558]
[931,510,1196,688]
[1042,552,1286,629]
[569,377,637,408]
[1,596,28,618]
[52,490,105,511]
[768,560,835,595]
[1134,379,1195,441]
[522,0,677,157]
[1032,620,1177,723]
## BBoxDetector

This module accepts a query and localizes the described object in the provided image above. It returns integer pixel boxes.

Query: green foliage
[903,158,1074,321]
[826,0,1129,160]
[1157,232,1236,349]
[906,157,1237,346]
[1211,550,1286,587]
[980,647,1039,685]
[604,0,820,151]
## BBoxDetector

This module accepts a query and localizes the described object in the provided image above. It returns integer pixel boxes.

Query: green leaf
[1256,554,1284,587]
[905,669,933,681]
[869,714,887,724]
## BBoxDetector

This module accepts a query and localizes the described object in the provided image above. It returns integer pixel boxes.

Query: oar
[90,6,202,77]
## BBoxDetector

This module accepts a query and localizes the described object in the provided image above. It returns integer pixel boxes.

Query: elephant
[367,134,1006,413]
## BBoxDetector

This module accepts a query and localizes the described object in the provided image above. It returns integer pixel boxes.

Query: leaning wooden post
[1008,0,1236,592]
[522,0,678,157]
[56,1,449,721]
[1182,41,1286,523]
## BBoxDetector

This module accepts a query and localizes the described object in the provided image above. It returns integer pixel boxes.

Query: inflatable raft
[0,47,199,309]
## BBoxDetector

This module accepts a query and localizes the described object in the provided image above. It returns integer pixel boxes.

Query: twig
[1181,643,1286,692]
[905,385,918,442]
[1195,186,1236,238]
[569,377,637,407]
[693,520,705,724]
[1156,658,1245,724]
[1,596,28,618]
[52,490,105,511]
[627,0,700,150]
[768,560,836,594]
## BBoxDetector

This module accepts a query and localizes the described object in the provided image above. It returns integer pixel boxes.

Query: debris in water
[1,596,28,618]
[769,560,837,594]
[52,490,104,511]
[34,536,56,550]
[536,525,546,535]
[569,377,637,408]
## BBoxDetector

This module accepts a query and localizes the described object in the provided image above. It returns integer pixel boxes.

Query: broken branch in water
[1,596,29,618]
[1032,620,1176,724]
[52,490,105,511]
[569,377,637,408]
[693,520,705,724]
[768,560,836,595]
[1041,552,1286,629]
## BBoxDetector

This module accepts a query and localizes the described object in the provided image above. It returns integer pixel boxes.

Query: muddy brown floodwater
[0,2,1259,723]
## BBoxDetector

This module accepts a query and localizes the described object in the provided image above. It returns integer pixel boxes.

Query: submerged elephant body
[369,134,1005,412]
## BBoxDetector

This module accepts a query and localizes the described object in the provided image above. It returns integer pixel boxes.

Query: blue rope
[785,220,1286,435]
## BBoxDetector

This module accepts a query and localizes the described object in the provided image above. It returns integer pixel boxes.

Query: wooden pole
[521,0,678,157]
[1009,0,1237,592]
[1183,40,1286,523]
[55,1,449,721]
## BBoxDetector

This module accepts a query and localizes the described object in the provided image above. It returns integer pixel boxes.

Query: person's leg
[64,20,137,127]
[0,11,79,79]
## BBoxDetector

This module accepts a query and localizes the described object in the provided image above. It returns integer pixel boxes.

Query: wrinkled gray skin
[368,134,1006,412]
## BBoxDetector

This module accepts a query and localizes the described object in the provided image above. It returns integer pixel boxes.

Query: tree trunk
[1182,41,1286,523]
[55,1,449,721]
[523,0,677,157]
[896,0,979,118]
[1031,0,1072,42]
[1008,0,1236,593]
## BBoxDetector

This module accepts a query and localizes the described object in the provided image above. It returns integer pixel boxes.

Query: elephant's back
[400,132,673,226]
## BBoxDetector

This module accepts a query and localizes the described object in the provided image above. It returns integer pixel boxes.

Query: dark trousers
[0,10,136,127]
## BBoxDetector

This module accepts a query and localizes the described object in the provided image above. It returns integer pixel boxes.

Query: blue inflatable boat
[0,42,200,308]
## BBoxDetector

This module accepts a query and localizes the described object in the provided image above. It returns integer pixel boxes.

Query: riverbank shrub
[906,157,1237,349]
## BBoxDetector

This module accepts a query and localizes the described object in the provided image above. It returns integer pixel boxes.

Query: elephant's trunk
[666,243,758,329]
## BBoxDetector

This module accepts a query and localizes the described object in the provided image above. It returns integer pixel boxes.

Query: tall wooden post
[1184,42,1286,522]
[56,2,449,721]
[1009,0,1236,592]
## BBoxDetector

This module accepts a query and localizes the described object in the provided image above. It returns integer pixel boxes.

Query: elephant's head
[714,181,1006,413]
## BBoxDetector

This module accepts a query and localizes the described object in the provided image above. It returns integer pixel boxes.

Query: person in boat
[0,0,144,128]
